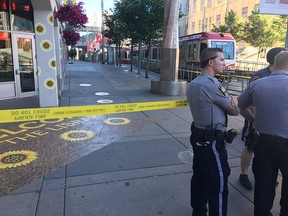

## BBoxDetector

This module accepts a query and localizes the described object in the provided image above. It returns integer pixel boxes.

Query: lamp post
[101,0,105,64]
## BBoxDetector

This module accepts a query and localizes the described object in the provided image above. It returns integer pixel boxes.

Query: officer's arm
[239,106,255,124]
[224,97,240,116]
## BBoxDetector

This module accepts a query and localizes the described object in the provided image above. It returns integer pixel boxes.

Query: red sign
[0,32,9,40]
[87,34,108,51]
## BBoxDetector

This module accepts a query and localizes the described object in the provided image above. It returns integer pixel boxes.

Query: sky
[78,0,116,25]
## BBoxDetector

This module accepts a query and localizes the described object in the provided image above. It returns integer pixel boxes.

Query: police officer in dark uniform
[239,47,288,190]
[238,50,288,216]
[187,48,240,216]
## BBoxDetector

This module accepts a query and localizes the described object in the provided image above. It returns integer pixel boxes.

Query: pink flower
[63,29,81,46]
[54,2,88,28]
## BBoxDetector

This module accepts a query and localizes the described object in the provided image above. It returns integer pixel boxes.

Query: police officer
[187,48,240,216]
[239,47,288,190]
[238,51,288,216]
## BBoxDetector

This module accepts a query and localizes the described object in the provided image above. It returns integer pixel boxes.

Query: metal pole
[101,0,105,64]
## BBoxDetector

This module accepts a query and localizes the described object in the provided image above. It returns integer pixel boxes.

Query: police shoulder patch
[218,84,228,96]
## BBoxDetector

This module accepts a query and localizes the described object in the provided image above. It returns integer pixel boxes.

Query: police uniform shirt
[187,72,231,131]
[238,70,288,139]
[250,67,270,83]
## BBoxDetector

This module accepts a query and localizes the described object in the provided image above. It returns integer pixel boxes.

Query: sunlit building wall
[179,0,259,35]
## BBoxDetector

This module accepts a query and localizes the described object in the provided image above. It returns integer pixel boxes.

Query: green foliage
[211,10,244,41]
[68,48,77,59]
[113,0,164,46]
[212,9,286,51]
[241,13,286,48]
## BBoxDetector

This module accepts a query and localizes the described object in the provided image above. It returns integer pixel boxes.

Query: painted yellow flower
[0,150,38,169]
[35,23,45,34]
[45,79,55,89]
[60,130,95,142]
[104,117,131,125]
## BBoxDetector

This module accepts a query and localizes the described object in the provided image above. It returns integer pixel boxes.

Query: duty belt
[191,123,226,142]
[260,133,288,144]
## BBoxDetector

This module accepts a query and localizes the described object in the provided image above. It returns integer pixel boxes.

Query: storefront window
[11,0,34,32]
[0,0,10,31]
[0,31,13,82]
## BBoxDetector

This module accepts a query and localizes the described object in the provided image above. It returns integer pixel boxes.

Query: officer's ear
[208,56,217,67]
[208,59,215,67]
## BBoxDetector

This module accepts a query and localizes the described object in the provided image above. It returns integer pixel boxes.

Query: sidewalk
[0,61,282,216]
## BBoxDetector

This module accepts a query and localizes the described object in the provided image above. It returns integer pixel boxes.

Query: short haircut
[200,48,223,68]
[266,47,288,65]
[274,51,288,71]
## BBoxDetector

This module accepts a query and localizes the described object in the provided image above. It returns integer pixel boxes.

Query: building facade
[0,0,66,107]
[179,0,260,36]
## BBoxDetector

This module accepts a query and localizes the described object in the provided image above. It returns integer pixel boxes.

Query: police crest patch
[218,84,228,96]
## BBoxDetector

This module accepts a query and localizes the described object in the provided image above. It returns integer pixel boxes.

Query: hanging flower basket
[63,28,81,46]
[54,2,88,28]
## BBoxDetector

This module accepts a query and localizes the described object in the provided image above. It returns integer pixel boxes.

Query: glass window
[11,0,34,32]
[242,7,248,18]
[216,14,221,27]
[0,32,14,82]
[179,42,187,64]
[192,22,195,33]
[207,0,212,7]
[211,41,235,60]
[188,43,193,59]
[0,0,10,30]
[200,0,204,10]
[192,43,196,60]
[152,47,157,59]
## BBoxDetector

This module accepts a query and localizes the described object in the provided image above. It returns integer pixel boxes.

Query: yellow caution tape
[0,100,189,123]
[181,69,251,79]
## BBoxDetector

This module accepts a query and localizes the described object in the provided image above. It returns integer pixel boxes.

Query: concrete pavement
[0,60,282,216]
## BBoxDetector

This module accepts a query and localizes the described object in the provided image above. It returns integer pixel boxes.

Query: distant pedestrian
[238,50,288,216]
[239,47,288,190]
[187,47,240,216]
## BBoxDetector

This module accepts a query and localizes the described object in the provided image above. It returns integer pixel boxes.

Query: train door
[200,42,208,57]
[179,41,187,64]
[187,41,197,63]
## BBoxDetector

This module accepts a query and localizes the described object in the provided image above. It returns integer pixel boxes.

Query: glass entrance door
[12,34,37,97]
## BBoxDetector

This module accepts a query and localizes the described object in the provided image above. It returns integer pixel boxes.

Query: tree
[111,0,164,77]
[211,10,244,41]
[241,12,285,59]
[68,48,77,59]
[104,10,128,66]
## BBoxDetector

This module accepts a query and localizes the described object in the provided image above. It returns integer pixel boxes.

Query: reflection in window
[211,41,234,60]
[12,0,34,32]
[17,37,35,92]
[0,0,10,30]
[0,32,13,82]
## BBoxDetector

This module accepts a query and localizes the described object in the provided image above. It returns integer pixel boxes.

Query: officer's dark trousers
[190,133,230,216]
[253,134,288,216]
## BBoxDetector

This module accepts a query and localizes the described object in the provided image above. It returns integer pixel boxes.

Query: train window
[179,43,187,64]
[192,43,197,60]
[211,41,234,59]
[200,43,207,56]
[152,47,157,59]
[188,43,193,60]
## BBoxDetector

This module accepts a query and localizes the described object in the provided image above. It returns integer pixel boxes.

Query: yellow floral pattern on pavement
[0,150,38,169]
[60,130,95,142]
[104,118,131,125]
